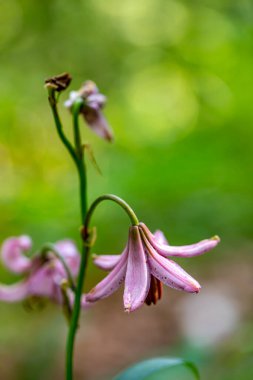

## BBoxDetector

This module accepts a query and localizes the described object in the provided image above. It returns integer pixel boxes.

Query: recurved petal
[86,249,128,303]
[0,281,29,302]
[140,223,220,258]
[87,93,106,107]
[54,240,80,277]
[140,223,169,245]
[141,233,201,293]
[1,236,32,274]
[55,239,80,258]
[92,254,121,271]
[123,226,150,312]
[153,236,220,258]
[81,294,92,309]
[28,265,56,299]
[154,230,169,245]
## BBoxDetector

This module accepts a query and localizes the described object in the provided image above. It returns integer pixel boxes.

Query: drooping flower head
[64,80,113,141]
[0,236,87,308]
[87,224,220,312]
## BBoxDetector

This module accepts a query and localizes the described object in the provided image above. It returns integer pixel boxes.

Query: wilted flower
[0,236,87,307]
[45,72,72,92]
[86,223,220,312]
[64,80,113,141]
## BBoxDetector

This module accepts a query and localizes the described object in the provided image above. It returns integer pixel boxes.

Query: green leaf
[113,357,200,380]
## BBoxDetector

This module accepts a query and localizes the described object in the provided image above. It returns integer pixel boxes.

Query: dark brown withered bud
[45,72,72,92]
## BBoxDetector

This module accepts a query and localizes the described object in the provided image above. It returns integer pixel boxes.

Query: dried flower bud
[45,72,72,92]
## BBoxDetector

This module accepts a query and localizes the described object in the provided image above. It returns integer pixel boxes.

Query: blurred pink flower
[0,236,88,307]
[64,80,113,141]
[87,224,220,312]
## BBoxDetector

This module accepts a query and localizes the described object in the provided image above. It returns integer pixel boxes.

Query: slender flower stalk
[47,77,121,380]
[72,99,88,221]
[66,195,139,379]
[46,82,89,379]
[47,87,79,168]
[85,194,139,229]
[54,96,89,380]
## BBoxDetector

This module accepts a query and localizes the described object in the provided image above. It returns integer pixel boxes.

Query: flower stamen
[145,276,163,306]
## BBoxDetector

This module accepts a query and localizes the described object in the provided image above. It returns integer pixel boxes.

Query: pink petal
[141,232,201,293]
[123,227,150,312]
[140,223,220,258]
[1,236,32,274]
[83,110,113,141]
[54,240,80,277]
[92,254,121,271]
[86,249,128,302]
[154,230,169,245]
[0,281,29,302]
[28,265,57,299]
[80,295,92,309]
[88,93,106,106]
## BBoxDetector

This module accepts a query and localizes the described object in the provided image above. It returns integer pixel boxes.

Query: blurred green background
[0,0,253,379]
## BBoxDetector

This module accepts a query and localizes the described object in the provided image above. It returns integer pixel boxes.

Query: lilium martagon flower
[86,224,220,312]
[0,236,88,308]
[64,80,113,142]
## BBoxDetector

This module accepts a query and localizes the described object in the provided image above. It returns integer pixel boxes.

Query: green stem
[72,100,87,222]
[49,89,89,380]
[66,102,88,380]
[48,93,79,168]
[85,194,139,229]
[72,101,83,159]
[48,91,88,380]
[66,194,138,379]
[66,244,89,380]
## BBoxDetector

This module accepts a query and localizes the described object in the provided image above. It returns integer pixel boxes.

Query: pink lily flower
[64,80,113,141]
[86,224,220,312]
[0,236,87,307]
